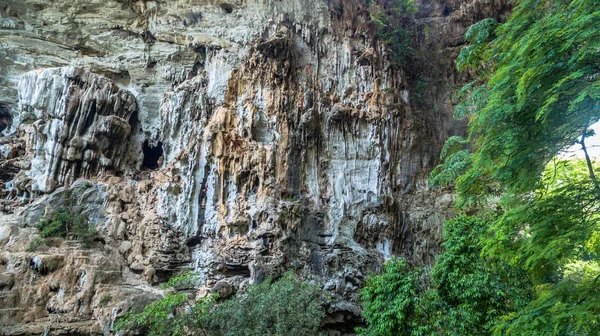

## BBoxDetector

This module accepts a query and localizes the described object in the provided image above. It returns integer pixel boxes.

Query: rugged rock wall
[0,0,510,334]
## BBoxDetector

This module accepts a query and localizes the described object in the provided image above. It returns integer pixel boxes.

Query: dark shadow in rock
[220,3,234,13]
[0,103,12,134]
[142,140,163,170]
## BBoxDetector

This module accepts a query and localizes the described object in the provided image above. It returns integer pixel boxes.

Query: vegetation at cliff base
[115,271,324,336]
[360,0,600,334]
[359,215,532,336]
[206,271,324,336]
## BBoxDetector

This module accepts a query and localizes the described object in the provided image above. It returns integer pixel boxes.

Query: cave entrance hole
[220,3,234,13]
[142,140,163,170]
[0,103,12,134]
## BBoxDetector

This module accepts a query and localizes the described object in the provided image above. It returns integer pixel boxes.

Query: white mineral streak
[16,67,136,193]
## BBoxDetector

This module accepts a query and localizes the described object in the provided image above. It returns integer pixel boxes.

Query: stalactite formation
[0,0,510,334]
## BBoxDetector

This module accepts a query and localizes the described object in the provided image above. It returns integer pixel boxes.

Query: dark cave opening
[220,3,234,13]
[142,140,163,170]
[0,103,12,134]
[187,236,203,247]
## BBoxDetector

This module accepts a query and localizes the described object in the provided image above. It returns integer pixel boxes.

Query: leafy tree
[368,0,418,66]
[207,271,324,336]
[116,271,324,336]
[453,0,600,200]
[484,160,600,335]
[357,258,425,336]
[427,0,600,333]
[115,271,214,336]
[485,160,600,280]
[358,215,532,336]
[430,215,532,335]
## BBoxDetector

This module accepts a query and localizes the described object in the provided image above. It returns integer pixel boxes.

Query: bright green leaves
[429,1,600,327]
[484,160,600,280]
[160,271,201,290]
[494,272,600,335]
[431,214,532,335]
[116,271,324,336]
[422,0,600,334]
[207,271,324,336]
[458,0,600,196]
[454,82,489,119]
[115,271,215,336]
[358,215,532,336]
[114,292,211,336]
[369,0,418,66]
[430,136,473,187]
[456,18,498,72]
[358,259,421,336]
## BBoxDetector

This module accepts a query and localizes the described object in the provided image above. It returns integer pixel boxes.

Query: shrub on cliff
[28,207,97,250]
[115,271,324,336]
[207,271,324,336]
[368,0,418,66]
[358,215,531,335]
[116,292,214,336]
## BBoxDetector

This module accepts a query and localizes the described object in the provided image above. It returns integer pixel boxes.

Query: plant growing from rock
[116,292,214,336]
[115,271,324,336]
[99,293,112,307]
[26,238,45,252]
[368,0,418,66]
[207,271,325,336]
[32,207,97,248]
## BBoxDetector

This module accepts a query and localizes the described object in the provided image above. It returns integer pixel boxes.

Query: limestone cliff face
[0,0,509,334]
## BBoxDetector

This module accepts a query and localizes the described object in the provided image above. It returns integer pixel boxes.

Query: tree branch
[579,122,600,193]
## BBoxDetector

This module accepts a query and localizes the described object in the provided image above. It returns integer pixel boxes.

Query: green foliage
[453,0,600,198]
[116,271,324,336]
[424,0,600,332]
[115,292,214,336]
[429,136,473,187]
[429,215,533,335]
[26,238,45,252]
[480,160,600,334]
[368,0,417,66]
[160,271,200,290]
[357,259,425,336]
[358,215,532,336]
[485,160,600,280]
[493,273,600,335]
[456,18,499,72]
[207,271,324,336]
[116,270,212,336]
[35,207,97,247]
[453,81,489,119]
[99,293,112,307]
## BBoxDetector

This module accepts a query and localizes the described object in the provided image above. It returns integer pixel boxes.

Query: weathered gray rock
[14,67,136,194]
[0,0,511,334]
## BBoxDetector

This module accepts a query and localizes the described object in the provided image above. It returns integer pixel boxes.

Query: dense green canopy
[361,0,600,334]
[455,0,600,198]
